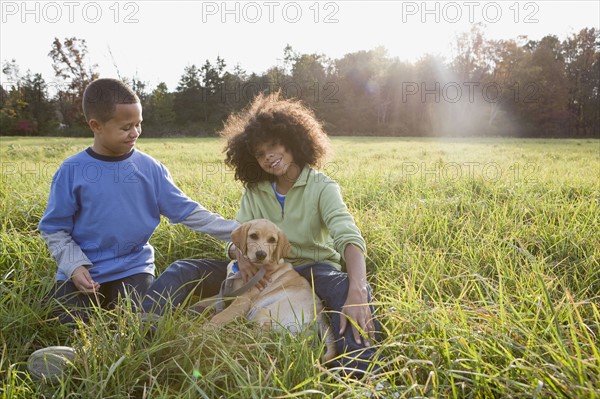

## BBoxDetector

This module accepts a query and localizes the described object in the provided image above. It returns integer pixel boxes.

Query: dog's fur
[208,219,336,361]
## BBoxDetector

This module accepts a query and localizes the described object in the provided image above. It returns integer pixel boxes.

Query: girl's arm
[340,244,376,344]
[318,180,375,341]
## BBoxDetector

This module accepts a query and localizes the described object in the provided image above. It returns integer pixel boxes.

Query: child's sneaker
[27,346,76,382]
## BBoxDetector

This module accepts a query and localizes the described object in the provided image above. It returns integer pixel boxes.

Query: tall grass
[1,136,598,398]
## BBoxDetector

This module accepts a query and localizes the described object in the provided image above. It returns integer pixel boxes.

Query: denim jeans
[295,263,382,376]
[140,259,229,314]
[48,272,154,325]
[140,259,381,376]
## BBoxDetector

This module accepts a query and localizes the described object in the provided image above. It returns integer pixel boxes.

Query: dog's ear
[231,223,249,255]
[275,228,291,261]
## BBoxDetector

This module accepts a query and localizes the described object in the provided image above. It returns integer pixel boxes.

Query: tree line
[1,26,598,138]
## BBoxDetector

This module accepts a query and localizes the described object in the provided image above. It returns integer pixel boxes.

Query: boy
[29,78,238,380]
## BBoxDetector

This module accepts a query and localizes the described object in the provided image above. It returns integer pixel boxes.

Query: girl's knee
[161,260,205,285]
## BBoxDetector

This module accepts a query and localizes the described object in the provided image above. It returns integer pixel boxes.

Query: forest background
[1,25,598,138]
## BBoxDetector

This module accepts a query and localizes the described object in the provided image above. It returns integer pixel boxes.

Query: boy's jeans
[49,273,154,325]
[141,259,381,375]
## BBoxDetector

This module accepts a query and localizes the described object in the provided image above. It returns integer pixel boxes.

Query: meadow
[0,136,599,398]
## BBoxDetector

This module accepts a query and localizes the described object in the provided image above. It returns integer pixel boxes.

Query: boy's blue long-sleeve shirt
[39,148,238,283]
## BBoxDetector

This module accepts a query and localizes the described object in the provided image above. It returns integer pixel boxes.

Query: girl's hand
[339,284,376,346]
[71,265,100,294]
[340,244,375,345]
[234,247,271,290]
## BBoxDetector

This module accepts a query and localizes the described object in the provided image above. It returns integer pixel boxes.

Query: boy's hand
[71,265,100,294]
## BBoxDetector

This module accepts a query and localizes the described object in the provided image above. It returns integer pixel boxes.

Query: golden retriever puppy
[209,219,336,361]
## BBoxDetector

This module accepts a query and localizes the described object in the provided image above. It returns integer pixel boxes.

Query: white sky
[1,1,599,91]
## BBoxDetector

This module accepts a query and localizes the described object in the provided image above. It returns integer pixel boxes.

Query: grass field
[1,136,599,398]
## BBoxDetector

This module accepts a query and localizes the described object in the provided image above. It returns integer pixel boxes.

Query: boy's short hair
[82,78,140,123]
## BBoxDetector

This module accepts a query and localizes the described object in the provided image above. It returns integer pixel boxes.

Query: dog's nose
[255,250,267,261]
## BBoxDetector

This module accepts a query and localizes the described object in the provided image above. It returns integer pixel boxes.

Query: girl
[221,92,381,376]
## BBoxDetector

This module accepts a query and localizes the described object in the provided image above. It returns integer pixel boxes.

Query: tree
[380,60,416,136]
[413,54,448,136]
[483,37,528,134]
[0,61,55,135]
[20,72,56,134]
[145,82,175,132]
[48,37,98,128]
[514,35,570,136]
[1,60,25,134]
[451,23,493,81]
[332,47,391,133]
[563,28,600,136]
[174,64,204,126]
[201,57,227,123]
[202,57,226,96]
[220,64,248,112]
[0,84,27,135]
[290,53,327,105]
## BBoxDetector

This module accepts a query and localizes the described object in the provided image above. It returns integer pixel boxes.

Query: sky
[1,0,599,92]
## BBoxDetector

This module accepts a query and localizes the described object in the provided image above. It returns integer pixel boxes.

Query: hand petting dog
[235,248,271,291]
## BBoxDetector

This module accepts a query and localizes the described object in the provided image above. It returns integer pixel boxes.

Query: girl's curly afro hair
[220,91,331,187]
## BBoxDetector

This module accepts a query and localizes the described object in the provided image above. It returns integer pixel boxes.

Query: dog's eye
[249,233,258,240]
[267,237,277,244]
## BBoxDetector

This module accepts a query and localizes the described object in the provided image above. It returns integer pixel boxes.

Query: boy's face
[89,103,143,157]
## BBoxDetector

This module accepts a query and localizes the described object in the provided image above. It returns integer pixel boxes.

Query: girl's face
[254,141,296,178]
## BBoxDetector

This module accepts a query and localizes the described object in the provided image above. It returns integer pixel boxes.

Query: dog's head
[231,219,291,264]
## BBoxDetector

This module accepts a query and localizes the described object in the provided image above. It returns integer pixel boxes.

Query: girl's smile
[270,158,282,169]
[254,142,300,192]
[255,143,292,174]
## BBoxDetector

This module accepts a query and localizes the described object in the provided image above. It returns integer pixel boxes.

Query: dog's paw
[205,319,221,330]
[208,314,229,327]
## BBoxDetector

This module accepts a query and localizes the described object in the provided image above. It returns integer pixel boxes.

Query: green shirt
[231,166,366,270]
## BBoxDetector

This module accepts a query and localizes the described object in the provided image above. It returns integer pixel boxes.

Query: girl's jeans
[140,259,381,376]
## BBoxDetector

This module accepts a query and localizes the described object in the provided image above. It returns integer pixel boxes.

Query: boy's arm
[40,230,93,280]
[38,161,97,292]
[155,162,238,240]
[179,204,239,241]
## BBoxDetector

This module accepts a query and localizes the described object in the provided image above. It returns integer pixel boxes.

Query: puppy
[209,219,336,362]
